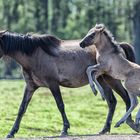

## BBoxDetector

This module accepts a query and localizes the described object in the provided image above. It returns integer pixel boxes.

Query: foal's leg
[135,109,140,127]
[86,66,97,95]
[97,77,117,134]
[49,81,70,136]
[86,64,105,100]
[115,93,138,127]
[104,75,139,132]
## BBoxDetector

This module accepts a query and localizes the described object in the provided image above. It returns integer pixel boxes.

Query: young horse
[0,30,137,138]
[80,24,140,128]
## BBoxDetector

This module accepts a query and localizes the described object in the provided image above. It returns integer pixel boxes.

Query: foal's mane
[0,31,61,56]
[95,24,120,53]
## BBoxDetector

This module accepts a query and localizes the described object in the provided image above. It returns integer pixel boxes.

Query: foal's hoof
[101,96,105,101]
[60,131,68,137]
[6,134,14,138]
[114,121,124,128]
[91,86,98,96]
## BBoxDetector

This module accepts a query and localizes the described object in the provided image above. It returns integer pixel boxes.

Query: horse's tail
[119,42,135,63]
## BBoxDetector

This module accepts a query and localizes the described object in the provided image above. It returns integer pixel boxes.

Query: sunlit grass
[0,80,138,138]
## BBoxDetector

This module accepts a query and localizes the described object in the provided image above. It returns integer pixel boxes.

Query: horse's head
[0,30,7,58]
[80,24,105,48]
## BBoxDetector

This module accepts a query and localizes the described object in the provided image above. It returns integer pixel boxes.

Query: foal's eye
[90,33,95,38]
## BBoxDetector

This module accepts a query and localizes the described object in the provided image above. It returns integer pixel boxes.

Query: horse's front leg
[7,70,38,138]
[7,85,37,138]
[49,81,70,136]
[86,64,106,100]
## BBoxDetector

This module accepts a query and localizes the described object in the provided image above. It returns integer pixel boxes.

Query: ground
[2,135,140,140]
[0,80,140,139]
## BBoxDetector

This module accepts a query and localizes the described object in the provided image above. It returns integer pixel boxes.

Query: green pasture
[0,80,138,138]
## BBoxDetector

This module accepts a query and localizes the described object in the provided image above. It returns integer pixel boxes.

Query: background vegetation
[0,80,137,138]
[0,0,140,78]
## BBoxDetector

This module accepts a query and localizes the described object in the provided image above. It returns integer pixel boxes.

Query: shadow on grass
[23,126,60,133]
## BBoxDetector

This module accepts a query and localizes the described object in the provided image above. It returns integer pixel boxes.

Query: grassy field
[0,80,138,138]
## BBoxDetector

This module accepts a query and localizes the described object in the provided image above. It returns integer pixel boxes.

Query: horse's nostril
[80,42,85,48]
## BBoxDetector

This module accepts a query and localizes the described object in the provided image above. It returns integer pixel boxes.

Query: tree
[132,0,140,64]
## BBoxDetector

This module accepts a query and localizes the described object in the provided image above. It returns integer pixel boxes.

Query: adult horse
[0,31,137,138]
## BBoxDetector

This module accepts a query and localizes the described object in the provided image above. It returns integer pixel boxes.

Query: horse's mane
[95,24,120,53]
[0,31,61,56]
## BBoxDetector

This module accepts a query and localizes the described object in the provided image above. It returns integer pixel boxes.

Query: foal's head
[80,24,120,54]
[80,24,105,48]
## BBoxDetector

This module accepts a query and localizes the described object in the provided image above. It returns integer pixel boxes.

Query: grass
[0,80,138,138]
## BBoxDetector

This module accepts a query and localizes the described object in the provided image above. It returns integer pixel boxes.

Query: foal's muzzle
[79,41,86,48]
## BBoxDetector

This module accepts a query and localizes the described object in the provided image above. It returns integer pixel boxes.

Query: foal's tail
[119,42,135,62]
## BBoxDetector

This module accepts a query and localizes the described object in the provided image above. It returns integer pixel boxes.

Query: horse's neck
[9,52,31,69]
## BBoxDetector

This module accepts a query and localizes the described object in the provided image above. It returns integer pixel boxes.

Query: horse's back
[28,40,96,88]
[55,40,96,87]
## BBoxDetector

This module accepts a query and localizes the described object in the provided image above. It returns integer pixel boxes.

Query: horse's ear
[99,26,105,33]
[0,30,7,37]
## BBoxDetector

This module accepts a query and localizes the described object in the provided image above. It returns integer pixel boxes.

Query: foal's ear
[99,26,105,33]
[0,30,7,37]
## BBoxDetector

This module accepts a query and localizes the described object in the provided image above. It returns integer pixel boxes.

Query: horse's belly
[59,73,89,88]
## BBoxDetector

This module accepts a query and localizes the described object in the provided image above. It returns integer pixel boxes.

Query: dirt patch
[43,134,140,140]
[6,134,140,140]
[10,134,140,140]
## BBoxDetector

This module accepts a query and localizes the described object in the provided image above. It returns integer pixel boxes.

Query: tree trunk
[133,0,140,64]
[51,0,61,34]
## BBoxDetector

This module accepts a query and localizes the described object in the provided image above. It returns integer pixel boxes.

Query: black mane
[0,32,61,56]
[95,24,120,53]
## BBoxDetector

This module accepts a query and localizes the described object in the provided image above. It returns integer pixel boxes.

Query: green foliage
[0,0,137,78]
[0,80,137,138]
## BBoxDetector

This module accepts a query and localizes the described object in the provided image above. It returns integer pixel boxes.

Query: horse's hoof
[135,120,140,130]
[135,118,140,127]
[99,127,110,134]
[60,131,68,137]
[6,134,14,138]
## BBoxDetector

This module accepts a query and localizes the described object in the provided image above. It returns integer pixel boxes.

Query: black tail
[119,42,135,63]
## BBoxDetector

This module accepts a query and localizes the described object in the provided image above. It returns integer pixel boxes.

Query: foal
[80,24,140,128]
[0,30,138,137]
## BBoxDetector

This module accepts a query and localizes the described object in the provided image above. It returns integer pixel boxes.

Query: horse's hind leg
[103,75,140,132]
[135,109,140,127]
[48,81,70,136]
[97,77,117,134]
[115,93,138,127]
